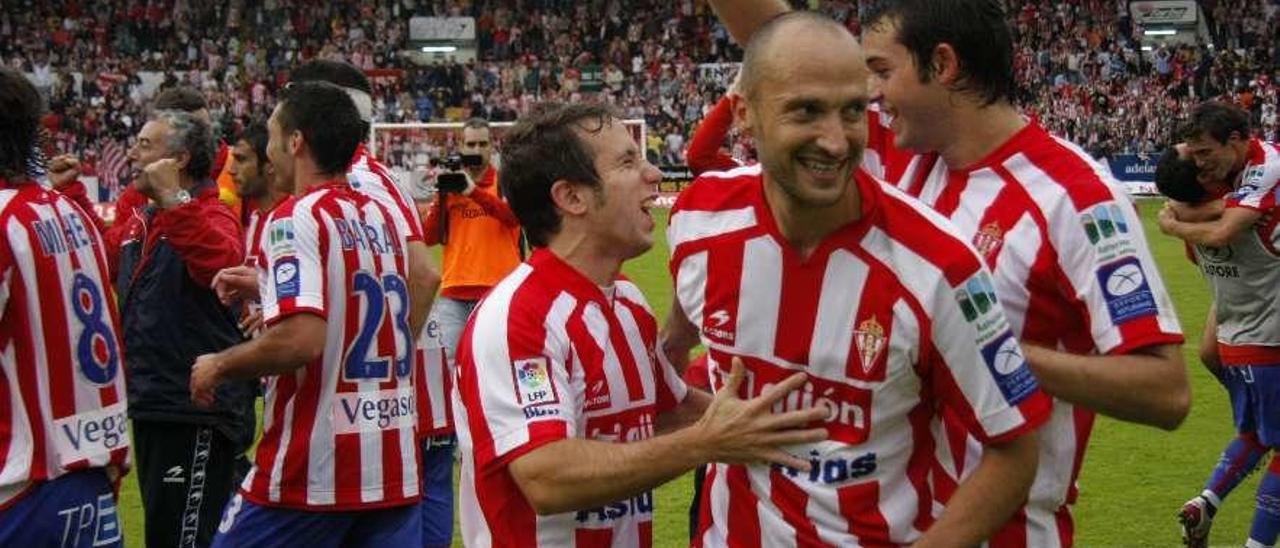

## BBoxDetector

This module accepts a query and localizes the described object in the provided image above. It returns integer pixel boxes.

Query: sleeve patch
[1098,256,1158,323]
[980,332,1037,405]
[273,258,300,298]
[512,356,560,416]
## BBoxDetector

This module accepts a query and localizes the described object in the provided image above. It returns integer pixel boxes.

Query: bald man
[662,12,1046,547]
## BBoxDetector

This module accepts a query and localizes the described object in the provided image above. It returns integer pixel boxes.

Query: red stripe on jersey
[693,465,718,548]
[702,240,746,348]
[1056,505,1075,546]
[768,468,823,546]
[33,240,74,422]
[990,508,1029,548]
[725,465,762,547]
[1066,406,1094,505]
[772,254,823,366]
[905,397,937,533]
[574,527,615,547]
[639,520,653,547]
[836,481,892,546]
[931,171,971,218]
[248,374,293,499]
[606,314,647,404]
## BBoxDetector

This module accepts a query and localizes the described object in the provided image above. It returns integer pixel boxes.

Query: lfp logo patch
[513,357,558,407]
[1097,256,1157,323]
[273,258,300,298]
[979,332,1037,405]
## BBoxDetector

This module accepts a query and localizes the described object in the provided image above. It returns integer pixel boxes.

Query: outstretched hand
[694,357,828,471]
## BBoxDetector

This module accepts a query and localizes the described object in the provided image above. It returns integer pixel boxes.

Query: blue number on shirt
[344,271,412,381]
[71,273,119,384]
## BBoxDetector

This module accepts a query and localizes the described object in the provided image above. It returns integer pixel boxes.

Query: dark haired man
[453,101,833,547]
[699,1,1188,545]
[0,67,131,548]
[192,81,423,547]
[1155,106,1280,546]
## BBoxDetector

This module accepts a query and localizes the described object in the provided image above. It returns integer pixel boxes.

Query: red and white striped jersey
[0,182,129,508]
[668,167,1051,547]
[240,208,271,339]
[243,181,420,511]
[349,143,424,243]
[885,120,1183,546]
[862,105,914,186]
[416,312,452,438]
[1224,138,1280,212]
[454,249,688,548]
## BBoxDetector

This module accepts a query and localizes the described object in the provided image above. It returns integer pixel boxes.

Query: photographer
[421,118,522,357]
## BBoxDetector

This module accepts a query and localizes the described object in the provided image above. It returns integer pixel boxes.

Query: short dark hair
[1154,147,1206,203]
[865,0,1015,107]
[0,68,43,179]
[290,60,373,135]
[1184,101,1251,144]
[290,60,372,94]
[153,86,207,112]
[276,81,363,176]
[463,117,490,131]
[500,103,620,247]
[738,11,851,99]
[236,123,269,166]
[151,109,214,180]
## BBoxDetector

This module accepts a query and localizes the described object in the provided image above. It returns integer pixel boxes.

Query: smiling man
[661,12,1048,547]
[452,102,832,547]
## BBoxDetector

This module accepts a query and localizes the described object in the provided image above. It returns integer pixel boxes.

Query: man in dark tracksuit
[111,109,255,548]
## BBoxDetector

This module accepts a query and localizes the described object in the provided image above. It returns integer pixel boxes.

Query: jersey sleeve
[1225,157,1280,212]
[1053,188,1184,354]
[926,263,1051,444]
[458,294,579,472]
[260,202,325,324]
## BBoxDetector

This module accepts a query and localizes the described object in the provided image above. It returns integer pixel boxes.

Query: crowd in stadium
[2,0,1277,173]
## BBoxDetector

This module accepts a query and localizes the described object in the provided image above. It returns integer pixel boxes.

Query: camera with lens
[434,153,486,194]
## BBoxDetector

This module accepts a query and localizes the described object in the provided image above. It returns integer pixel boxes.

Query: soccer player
[661,13,1050,546]
[701,2,1190,545]
[1156,127,1280,547]
[0,68,129,547]
[1158,102,1280,248]
[211,123,286,338]
[453,102,830,547]
[190,82,422,546]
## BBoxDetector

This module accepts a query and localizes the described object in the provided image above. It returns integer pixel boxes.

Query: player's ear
[931,43,961,86]
[288,130,304,157]
[730,92,753,137]
[549,179,590,218]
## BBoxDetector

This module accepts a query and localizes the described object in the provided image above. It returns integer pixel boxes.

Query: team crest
[973,222,1004,259]
[853,317,887,375]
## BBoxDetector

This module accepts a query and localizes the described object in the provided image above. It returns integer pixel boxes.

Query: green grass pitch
[110,200,1254,546]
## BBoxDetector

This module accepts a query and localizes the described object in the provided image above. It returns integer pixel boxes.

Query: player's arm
[190,313,324,407]
[705,0,791,45]
[1023,343,1189,430]
[508,359,825,515]
[659,296,701,374]
[406,240,440,336]
[686,95,739,176]
[1157,203,1262,248]
[465,185,520,227]
[1199,304,1223,382]
[656,387,712,434]
[1168,198,1224,223]
[420,196,443,246]
[916,431,1039,547]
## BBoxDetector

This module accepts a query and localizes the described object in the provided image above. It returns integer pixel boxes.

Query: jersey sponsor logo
[57,492,121,547]
[954,271,1010,345]
[740,361,872,445]
[979,332,1038,404]
[512,356,559,411]
[574,491,654,524]
[332,387,416,434]
[703,309,735,343]
[972,222,1004,260]
[1242,165,1265,187]
[586,410,656,442]
[774,450,877,485]
[53,402,128,466]
[267,219,295,256]
[853,317,887,376]
[1098,256,1159,323]
[1201,245,1234,264]
[1082,203,1136,262]
[273,258,300,298]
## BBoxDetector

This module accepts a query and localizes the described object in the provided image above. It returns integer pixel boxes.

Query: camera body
[434,153,486,194]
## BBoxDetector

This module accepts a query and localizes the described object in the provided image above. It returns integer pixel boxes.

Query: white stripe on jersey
[667,206,758,250]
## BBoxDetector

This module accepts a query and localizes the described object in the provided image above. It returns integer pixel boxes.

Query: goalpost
[369,119,648,200]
